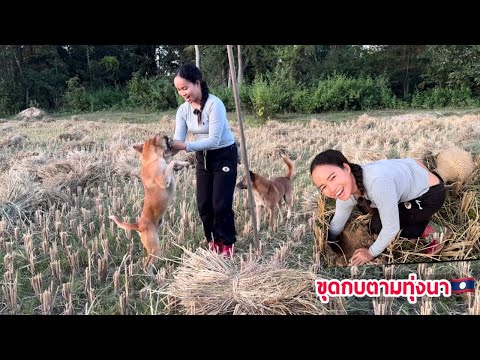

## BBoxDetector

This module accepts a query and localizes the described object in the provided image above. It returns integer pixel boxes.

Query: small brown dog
[236,153,294,231]
[109,134,189,270]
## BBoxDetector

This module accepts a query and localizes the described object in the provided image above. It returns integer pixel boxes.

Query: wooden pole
[226,45,259,247]
[195,45,200,68]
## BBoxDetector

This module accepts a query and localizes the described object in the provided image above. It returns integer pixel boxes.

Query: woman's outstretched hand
[170,140,187,152]
[350,248,375,266]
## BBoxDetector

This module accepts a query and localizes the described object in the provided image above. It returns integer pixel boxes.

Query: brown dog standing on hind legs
[236,152,294,231]
[109,134,189,271]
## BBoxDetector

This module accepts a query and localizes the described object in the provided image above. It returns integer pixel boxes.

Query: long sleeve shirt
[173,94,235,152]
[329,158,430,257]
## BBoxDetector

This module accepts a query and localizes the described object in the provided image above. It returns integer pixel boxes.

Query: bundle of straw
[166,248,325,315]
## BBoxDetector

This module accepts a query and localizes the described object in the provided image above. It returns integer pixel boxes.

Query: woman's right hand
[350,248,375,266]
[170,140,187,152]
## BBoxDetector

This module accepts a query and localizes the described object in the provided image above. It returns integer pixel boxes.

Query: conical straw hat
[435,147,475,183]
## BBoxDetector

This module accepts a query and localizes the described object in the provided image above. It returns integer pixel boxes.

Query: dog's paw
[173,161,190,171]
[179,161,191,169]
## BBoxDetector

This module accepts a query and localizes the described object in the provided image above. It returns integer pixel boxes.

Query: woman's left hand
[350,248,375,266]
[170,140,187,151]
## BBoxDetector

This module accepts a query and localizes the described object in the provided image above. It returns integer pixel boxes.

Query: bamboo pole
[226,45,259,247]
[195,45,200,68]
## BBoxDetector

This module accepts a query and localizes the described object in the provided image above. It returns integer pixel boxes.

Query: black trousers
[369,182,446,238]
[196,144,238,245]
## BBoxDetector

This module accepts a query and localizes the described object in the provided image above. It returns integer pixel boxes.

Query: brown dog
[236,153,294,231]
[109,134,189,270]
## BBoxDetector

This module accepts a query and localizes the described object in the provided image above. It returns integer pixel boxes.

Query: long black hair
[175,64,209,126]
[310,149,372,214]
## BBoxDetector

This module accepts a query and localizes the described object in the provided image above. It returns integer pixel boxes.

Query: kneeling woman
[310,149,450,266]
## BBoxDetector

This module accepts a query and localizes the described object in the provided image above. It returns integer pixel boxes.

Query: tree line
[1,45,479,118]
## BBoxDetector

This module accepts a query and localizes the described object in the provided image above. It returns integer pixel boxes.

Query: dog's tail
[109,215,140,231]
[281,154,294,180]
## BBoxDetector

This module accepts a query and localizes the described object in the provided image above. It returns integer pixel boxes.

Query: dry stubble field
[0,109,479,315]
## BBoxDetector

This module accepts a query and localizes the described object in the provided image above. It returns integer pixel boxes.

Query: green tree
[99,55,120,87]
[422,45,480,94]
[0,46,24,116]
[364,45,427,98]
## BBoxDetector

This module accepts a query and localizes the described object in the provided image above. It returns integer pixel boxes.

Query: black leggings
[196,144,238,245]
[369,181,446,238]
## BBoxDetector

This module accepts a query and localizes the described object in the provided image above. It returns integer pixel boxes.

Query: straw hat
[435,147,475,183]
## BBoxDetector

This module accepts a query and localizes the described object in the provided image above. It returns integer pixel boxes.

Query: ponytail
[350,163,372,214]
[195,81,209,126]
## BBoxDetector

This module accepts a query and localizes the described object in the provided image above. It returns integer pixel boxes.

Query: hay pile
[166,248,325,315]
[58,131,86,141]
[0,169,69,229]
[17,107,47,120]
[36,151,106,190]
[0,134,27,148]
[111,149,140,178]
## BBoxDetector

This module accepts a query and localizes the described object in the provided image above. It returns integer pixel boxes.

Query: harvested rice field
[1,109,479,314]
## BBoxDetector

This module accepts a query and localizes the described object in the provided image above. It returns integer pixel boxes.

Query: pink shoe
[208,241,223,254]
[421,224,436,238]
[421,222,452,238]
[220,244,233,258]
[422,224,452,255]
[423,239,444,255]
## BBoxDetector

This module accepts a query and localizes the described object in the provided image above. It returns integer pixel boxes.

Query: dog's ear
[153,134,163,146]
[162,136,175,159]
[249,170,255,182]
[133,143,144,153]
[163,135,172,150]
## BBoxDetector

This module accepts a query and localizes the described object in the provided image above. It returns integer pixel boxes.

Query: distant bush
[251,76,280,119]
[127,72,177,111]
[292,88,317,113]
[411,86,479,108]
[64,76,90,111]
[64,77,130,112]
[88,87,128,111]
[211,85,253,114]
[310,74,396,112]
[239,84,253,113]
[358,76,397,110]
[61,73,480,116]
[211,86,234,111]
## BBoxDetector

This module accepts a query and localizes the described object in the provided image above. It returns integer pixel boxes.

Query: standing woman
[310,149,451,266]
[170,64,238,257]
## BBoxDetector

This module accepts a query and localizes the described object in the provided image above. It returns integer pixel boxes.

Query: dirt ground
[329,219,376,266]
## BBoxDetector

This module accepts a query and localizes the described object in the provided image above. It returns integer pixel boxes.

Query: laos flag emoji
[450,277,475,294]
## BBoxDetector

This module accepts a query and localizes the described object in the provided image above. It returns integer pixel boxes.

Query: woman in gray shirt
[170,64,237,258]
[310,149,450,266]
